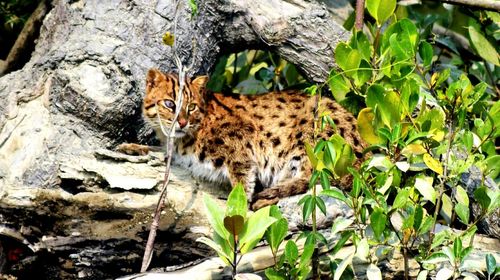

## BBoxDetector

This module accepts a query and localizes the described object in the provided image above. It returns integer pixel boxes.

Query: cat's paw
[116,143,150,156]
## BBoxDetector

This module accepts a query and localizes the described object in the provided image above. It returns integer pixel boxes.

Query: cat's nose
[178,118,188,128]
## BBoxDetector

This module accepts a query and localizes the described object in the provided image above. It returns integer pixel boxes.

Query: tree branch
[355,0,365,30]
[428,0,500,12]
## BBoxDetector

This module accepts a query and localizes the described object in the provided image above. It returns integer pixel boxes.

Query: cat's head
[143,69,208,139]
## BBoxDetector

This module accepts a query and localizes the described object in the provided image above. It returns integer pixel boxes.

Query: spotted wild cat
[120,69,367,210]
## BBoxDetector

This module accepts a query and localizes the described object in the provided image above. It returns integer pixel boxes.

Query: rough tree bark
[0,0,352,279]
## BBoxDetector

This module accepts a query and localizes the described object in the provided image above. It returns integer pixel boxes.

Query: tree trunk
[0,0,351,279]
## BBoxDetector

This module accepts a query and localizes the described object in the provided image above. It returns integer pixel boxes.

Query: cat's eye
[162,100,175,109]
[187,104,197,112]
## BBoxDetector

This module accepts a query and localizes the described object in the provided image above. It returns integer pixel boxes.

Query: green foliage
[0,0,38,29]
[265,241,313,280]
[197,184,276,276]
[313,1,499,279]
[206,50,309,94]
[199,2,499,279]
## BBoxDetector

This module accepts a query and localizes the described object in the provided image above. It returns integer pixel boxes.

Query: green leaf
[197,236,232,265]
[414,175,436,204]
[329,73,350,102]
[370,207,387,240]
[265,268,287,280]
[453,237,462,261]
[460,246,473,260]
[332,231,354,255]
[419,41,433,67]
[316,196,327,215]
[440,194,453,225]
[284,240,299,264]
[486,253,497,276]
[302,195,314,222]
[401,143,427,156]
[455,185,469,207]
[366,85,401,128]
[357,108,384,145]
[226,183,247,218]
[455,203,469,225]
[468,26,499,66]
[423,153,443,175]
[235,78,268,94]
[353,59,372,87]
[485,155,500,179]
[239,206,276,254]
[203,194,229,240]
[320,171,331,190]
[299,244,315,269]
[392,189,409,209]
[366,0,396,26]
[413,205,423,232]
[474,187,492,212]
[431,230,450,250]
[265,205,288,253]
[321,189,347,202]
[331,217,354,236]
[333,253,354,280]
[424,252,450,264]
[335,43,361,73]
[305,142,318,169]
[188,0,198,16]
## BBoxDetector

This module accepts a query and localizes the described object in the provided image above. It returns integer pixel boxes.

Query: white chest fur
[173,152,230,184]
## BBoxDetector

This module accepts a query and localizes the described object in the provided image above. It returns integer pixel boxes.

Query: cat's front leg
[116,143,164,155]
[227,161,258,203]
[251,178,310,210]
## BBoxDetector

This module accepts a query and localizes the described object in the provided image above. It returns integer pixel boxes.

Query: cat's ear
[191,75,209,93]
[146,69,162,92]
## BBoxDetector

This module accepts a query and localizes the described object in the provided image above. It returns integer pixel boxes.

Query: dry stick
[433,0,500,12]
[140,0,191,271]
[354,0,365,31]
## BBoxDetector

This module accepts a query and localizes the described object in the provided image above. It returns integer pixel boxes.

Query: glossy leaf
[370,207,387,240]
[486,253,497,276]
[423,153,443,175]
[331,217,354,236]
[366,0,396,26]
[436,267,454,280]
[284,240,299,264]
[333,253,354,280]
[265,205,288,254]
[197,236,231,265]
[226,183,247,218]
[468,26,499,66]
[419,41,433,67]
[203,194,229,240]
[440,194,453,225]
[455,185,469,207]
[321,189,347,202]
[358,108,384,144]
[392,189,409,209]
[414,175,436,204]
[239,206,276,254]
[329,73,350,101]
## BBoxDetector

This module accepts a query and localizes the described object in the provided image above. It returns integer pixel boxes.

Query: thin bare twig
[355,0,365,30]
[400,0,500,11]
[140,0,195,272]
